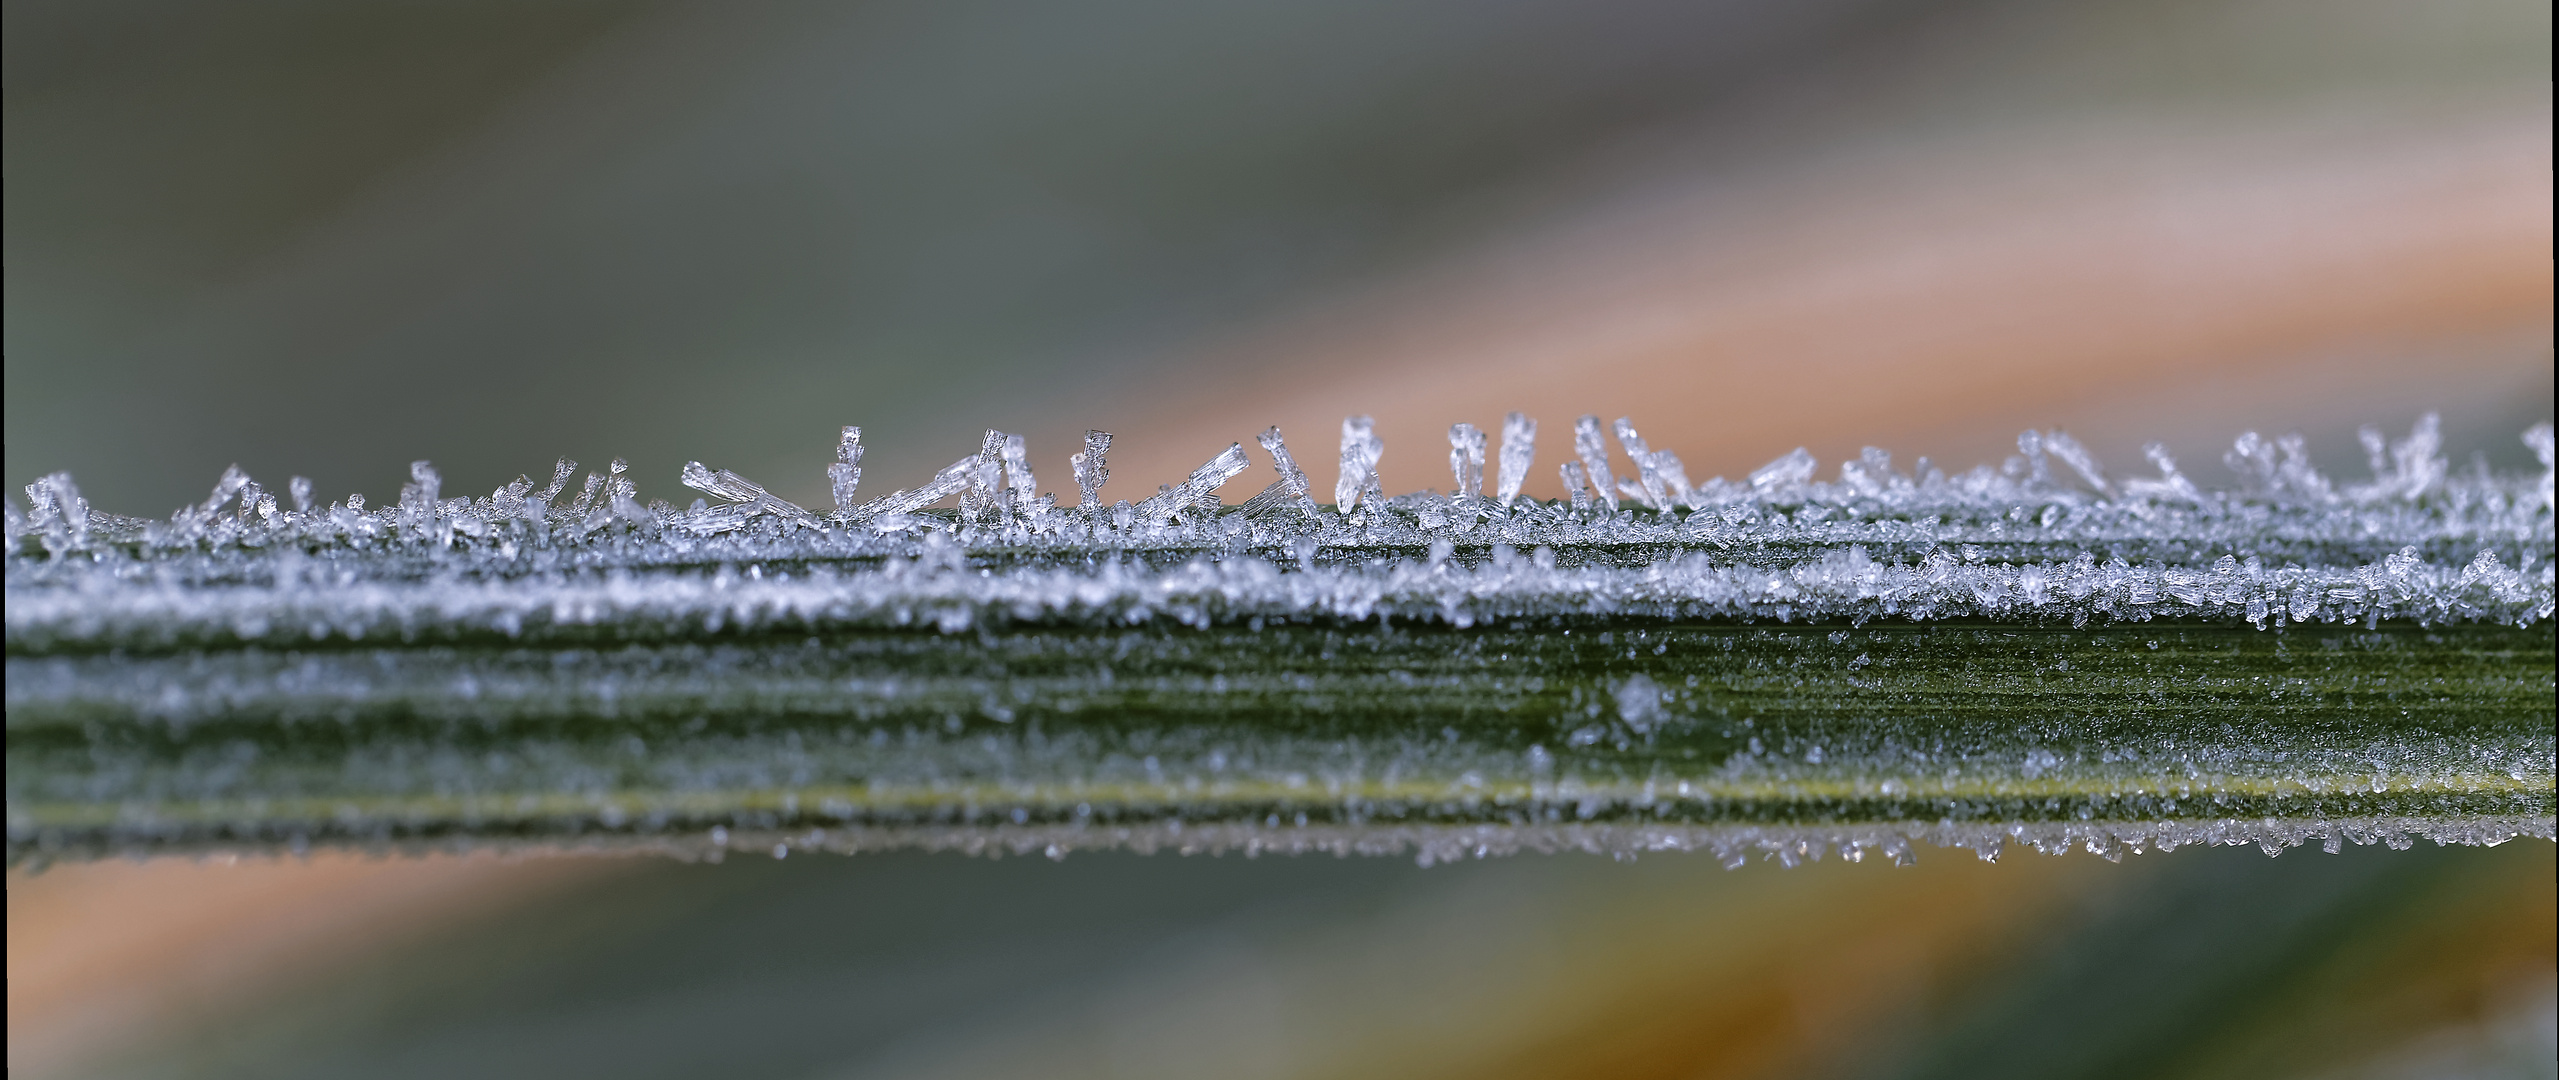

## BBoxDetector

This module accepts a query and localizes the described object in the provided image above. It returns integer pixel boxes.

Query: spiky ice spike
[864,454,978,521]
[2353,412,2447,504]
[1572,415,1618,513]
[1838,447,1900,499]
[1497,412,1536,507]
[1449,423,1486,500]
[1001,433,1041,516]
[2041,430,2111,496]
[566,470,605,516]
[1337,415,1383,515]
[23,472,89,548]
[1611,417,1673,511]
[2125,443,2204,502]
[288,476,314,515]
[1561,459,1593,514]
[399,461,441,527]
[680,461,822,531]
[1072,429,1113,514]
[485,475,526,518]
[535,458,577,502]
[1137,443,1251,526]
[829,426,865,513]
[1748,447,1815,494]
[166,465,250,541]
[958,430,1006,525]
[1239,426,1319,520]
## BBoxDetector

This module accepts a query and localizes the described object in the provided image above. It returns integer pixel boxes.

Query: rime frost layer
[7,413,2553,864]
[8,415,2552,644]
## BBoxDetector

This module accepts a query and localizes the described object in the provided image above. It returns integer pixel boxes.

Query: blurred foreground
[10,840,2555,1079]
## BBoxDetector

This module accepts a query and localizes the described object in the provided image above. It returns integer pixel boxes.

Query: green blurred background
[6,1,2552,1077]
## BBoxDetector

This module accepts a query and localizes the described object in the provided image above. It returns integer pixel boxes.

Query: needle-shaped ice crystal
[1573,415,1619,513]
[958,431,1008,525]
[680,461,822,531]
[1749,448,1815,494]
[830,426,864,513]
[23,473,89,547]
[1137,443,1251,526]
[1561,460,1594,514]
[1449,423,1486,500]
[1337,416,1383,514]
[2041,430,2111,496]
[2351,413,2447,503]
[863,455,979,520]
[1001,433,1040,517]
[536,459,578,503]
[1611,417,1676,511]
[1073,430,1113,513]
[1240,426,1319,520]
[2123,443,2203,502]
[1497,412,1536,507]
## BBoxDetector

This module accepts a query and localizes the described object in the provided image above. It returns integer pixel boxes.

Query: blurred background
[6,0,2552,1077]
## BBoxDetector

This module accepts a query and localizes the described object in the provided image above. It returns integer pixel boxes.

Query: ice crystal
[1497,411,1536,508]
[1336,415,1383,514]
[6,412,2551,865]
[1449,423,1487,501]
[1572,414,1619,513]
[828,426,864,512]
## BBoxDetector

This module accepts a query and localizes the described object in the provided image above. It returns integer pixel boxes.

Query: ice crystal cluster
[6,412,2553,866]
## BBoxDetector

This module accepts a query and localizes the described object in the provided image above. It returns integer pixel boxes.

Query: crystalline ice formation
[1072,429,1113,512]
[1238,426,1319,520]
[1497,412,1536,507]
[680,460,823,533]
[1448,422,1487,501]
[6,411,2550,864]
[829,426,864,512]
[6,411,2542,643]
[1337,415,1383,514]
[1572,415,1619,513]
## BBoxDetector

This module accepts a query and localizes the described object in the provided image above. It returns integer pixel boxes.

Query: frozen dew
[1337,415,1383,515]
[1497,411,1537,508]
[1072,429,1114,515]
[1449,423,1486,500]
[1239,426,1320,521]
[1572,414,1619,513]
[5,410,2550,864]
[1749,447,1816,494]
[829,425,864,512]
[1136,443,1251,527]
[680,460,823,533]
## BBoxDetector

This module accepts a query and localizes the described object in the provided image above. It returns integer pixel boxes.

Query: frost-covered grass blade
[6,413,2552,866]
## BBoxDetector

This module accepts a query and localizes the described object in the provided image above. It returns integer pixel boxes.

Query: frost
[1071,429,1113,512]
[680,460,823,532]
[1750,447,1817,494]
[1448,423,1486,500]
[1237,426,1319,520]
[6,410,2551,864]
[1572,414,1619,513]
[1336,415,1383,514]
[9,412,2544,635]
[1497,411,1536,508]
[828,425,863,512]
